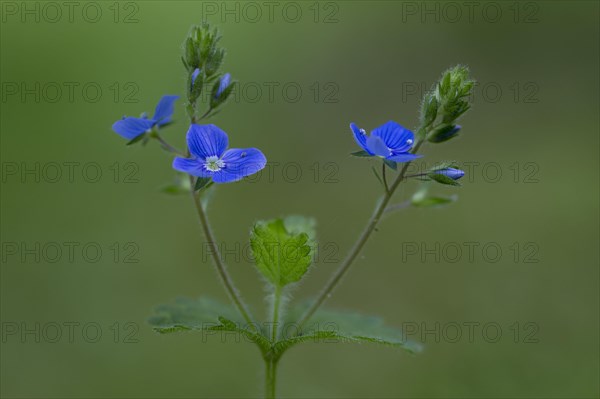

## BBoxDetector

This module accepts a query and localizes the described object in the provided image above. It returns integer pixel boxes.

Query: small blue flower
[350,121,422,162]
[434,167,464,180]
[112,95,179,140]
[191,68,201,89]
[173,124,267,184]
[215,73,231,99]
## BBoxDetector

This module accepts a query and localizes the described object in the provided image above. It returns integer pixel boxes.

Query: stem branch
[297,141,425,329]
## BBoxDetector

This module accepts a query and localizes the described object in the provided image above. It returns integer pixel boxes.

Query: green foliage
[149,297,271,354]
[148,297,242,333]
[250,219,313,288]
[411,185,457,207]
[283,215,317,243]
[272,305,423,360]
[417,65,475,143]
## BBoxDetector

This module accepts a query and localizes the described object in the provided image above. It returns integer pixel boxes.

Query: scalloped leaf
[148,297,241,333]
[274,305,423,358]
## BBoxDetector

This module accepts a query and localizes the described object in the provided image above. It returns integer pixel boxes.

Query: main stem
[297,141,425,329]
[264,358,278,399]
[271,286,282,342]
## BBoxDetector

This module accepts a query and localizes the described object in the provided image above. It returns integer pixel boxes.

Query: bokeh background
[1,1,598,398]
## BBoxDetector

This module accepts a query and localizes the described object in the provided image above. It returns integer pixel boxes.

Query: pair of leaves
[250,218,313,289]
[148,297,422,360]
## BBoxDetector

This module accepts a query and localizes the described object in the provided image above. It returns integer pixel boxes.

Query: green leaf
[350,150,371,157]
[412,194,457,207]
[283,215,317,242]
[149,297,270,354]
[148,297,241,333]
[274,305,423,358]
[410,184,457,207]
[208,316,271,354]
[250,219,313,288]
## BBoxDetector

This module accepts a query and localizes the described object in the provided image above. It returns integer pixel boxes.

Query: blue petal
[153,95,179,125]
[216,73,231,98]
[191,68,201,90]
[372,121,414,152]
[366,135,390,157]
[350,123,372,154]
[387,153,423,163]
[186,124,229,159]
[172,157,212,178]
[437,168,464,180]
[212,148,267,184]
[112,117,155,140]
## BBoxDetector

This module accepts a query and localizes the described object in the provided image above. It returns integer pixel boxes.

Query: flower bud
[428,124,461,143]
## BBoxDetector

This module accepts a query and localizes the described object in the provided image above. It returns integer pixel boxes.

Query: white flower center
[406,139,413,145]
[359,129,366,135]
[204,155,225,172]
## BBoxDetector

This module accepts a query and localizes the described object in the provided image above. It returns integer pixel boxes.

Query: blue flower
[173,124,267,184]
[112,95,179,140]
[350,121,422,162]
[434,167,464,180]
[215,73,231,99]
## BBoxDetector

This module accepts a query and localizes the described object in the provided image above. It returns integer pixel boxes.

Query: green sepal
[420,94,438,127]
[350,150,371,157]
[194,177,213,191]
[428,124,460,143]
[125,133,147,146]
[184,37,199,68]
[210,79,236,109]
[428,172,461,186]
[188,70,204,103]
[383,159,397,171]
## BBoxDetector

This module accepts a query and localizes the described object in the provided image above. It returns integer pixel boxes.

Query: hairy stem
[297,141,425,329]
[188,182,257,330]
[271,287,282,342]
[153,134,185,156]
[264,357,278,399]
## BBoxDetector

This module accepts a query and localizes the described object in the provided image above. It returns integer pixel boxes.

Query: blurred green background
[1,1,598,398]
